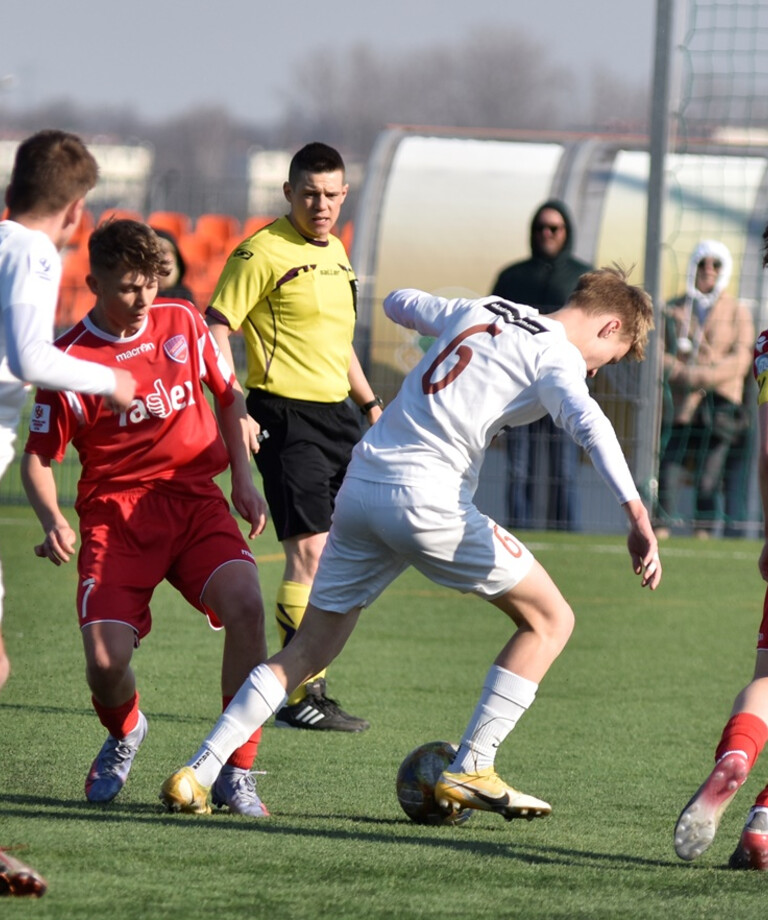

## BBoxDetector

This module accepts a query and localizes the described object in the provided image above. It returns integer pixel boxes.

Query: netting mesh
[679,1,768,136]
[653,0,768,538]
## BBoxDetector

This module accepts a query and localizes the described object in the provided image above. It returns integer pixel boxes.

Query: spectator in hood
[656,240,754,538]
[491,200,593,531]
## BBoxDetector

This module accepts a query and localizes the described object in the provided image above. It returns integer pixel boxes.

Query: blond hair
[568,266,654,361]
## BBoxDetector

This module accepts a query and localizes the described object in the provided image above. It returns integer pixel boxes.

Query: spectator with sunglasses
[491,200,592,531]
[656,240,754,538]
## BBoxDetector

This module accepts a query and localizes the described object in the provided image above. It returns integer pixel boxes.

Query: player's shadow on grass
[1,793,681,869]
[0,701,220,726]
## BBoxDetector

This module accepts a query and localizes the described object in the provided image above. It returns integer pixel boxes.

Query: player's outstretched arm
[19,453,77,565]
[622,497,662,590]
[104,367,137,413]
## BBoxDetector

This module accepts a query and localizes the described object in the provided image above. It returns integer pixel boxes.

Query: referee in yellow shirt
[207,142,382,731]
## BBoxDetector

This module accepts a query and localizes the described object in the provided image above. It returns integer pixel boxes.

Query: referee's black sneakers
[274,678,370,732]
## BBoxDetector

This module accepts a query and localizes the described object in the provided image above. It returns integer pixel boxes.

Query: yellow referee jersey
[210,216,357,401]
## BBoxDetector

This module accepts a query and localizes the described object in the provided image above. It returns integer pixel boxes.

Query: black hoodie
[490,199,592,314]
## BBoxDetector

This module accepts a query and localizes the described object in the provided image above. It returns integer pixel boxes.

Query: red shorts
[76,488,256,641]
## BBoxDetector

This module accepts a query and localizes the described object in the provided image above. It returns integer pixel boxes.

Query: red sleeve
[24,388,77,462]
[195,309,236,408]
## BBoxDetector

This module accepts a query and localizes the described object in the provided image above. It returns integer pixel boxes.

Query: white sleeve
[577,409,640,505]
[3,238,116,396]
[538,363,639,505]
[5,300,116,395]
[383,289,478,338]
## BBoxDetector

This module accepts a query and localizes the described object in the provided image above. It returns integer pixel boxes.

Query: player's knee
[538,600,575,653]
[217,590,265,634]
[85,650,130,688]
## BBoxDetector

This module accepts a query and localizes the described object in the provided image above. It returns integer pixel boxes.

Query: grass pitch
[1,503,767,918]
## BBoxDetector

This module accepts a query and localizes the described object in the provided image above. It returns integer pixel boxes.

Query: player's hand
[33,522,77,565]
[627,526,662,590]
[105,368,137,413]
[231,480,268,538]
[247,415,263,454]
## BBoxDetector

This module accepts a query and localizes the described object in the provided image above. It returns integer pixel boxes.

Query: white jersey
[350,288,639,506]
[0,220,115,430]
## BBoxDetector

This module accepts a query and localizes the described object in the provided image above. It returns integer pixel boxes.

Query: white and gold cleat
[160,766,212,815]
[435,767,551,821]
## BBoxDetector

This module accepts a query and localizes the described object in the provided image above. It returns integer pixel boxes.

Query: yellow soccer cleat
[160,766,212,815]
[435,767,551,821]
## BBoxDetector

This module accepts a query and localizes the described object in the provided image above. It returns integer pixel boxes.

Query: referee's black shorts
[246,391,362,541]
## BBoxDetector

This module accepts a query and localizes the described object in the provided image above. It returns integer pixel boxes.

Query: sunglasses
[697,258,722,271]
[534,223,565,234]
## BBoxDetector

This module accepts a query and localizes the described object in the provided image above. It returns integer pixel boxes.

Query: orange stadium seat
[195,213,241,250]
[242,215,274,238]
[177,231,216,267]
[57,247,92,328]
[147,210,191,240]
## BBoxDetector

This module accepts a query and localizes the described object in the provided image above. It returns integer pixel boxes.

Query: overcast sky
[1,0,656,125]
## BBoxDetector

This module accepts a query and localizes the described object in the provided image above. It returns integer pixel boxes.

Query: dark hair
[762,223,768,268]
[89,219,169,279]
[151,227,187,278]
[288,142,345,187]
[6,129,98,215]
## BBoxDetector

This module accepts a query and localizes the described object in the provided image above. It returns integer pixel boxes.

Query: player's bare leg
[438,562,572,821]
[161,603,362,813]
[202,560,268,697]
[81,622,146,803]
[0,632,9,691]
[490,561,576,682]
[676,655,768,862]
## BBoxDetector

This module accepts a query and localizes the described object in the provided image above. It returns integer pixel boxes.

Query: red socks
[716,712,768,770]
[91,692,140,739]
[222,694,262,769]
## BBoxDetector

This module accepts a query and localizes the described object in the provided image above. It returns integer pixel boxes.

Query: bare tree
[276,28,589,157]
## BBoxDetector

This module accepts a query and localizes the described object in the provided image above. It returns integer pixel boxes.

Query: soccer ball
[395,740,473,826]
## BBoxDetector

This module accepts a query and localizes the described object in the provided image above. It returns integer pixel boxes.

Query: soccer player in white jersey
[0,129,137,897]
[0,130,136,690]
[161,267,662,821]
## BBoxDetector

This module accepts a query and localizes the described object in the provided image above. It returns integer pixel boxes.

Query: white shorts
[309,477,535,613]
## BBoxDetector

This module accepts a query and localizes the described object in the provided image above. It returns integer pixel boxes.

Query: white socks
[451,665,538,773]
[187,664,287,787]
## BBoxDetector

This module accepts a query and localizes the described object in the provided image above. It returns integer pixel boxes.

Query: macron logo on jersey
[163,335,189,364]
[116,342,155,363]
[29,402,51,433]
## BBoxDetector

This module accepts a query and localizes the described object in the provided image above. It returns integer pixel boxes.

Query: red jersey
[24,299,236,510]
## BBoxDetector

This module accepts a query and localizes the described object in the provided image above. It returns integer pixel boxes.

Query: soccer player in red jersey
[21,219,270,817]
[674,231,768,870]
